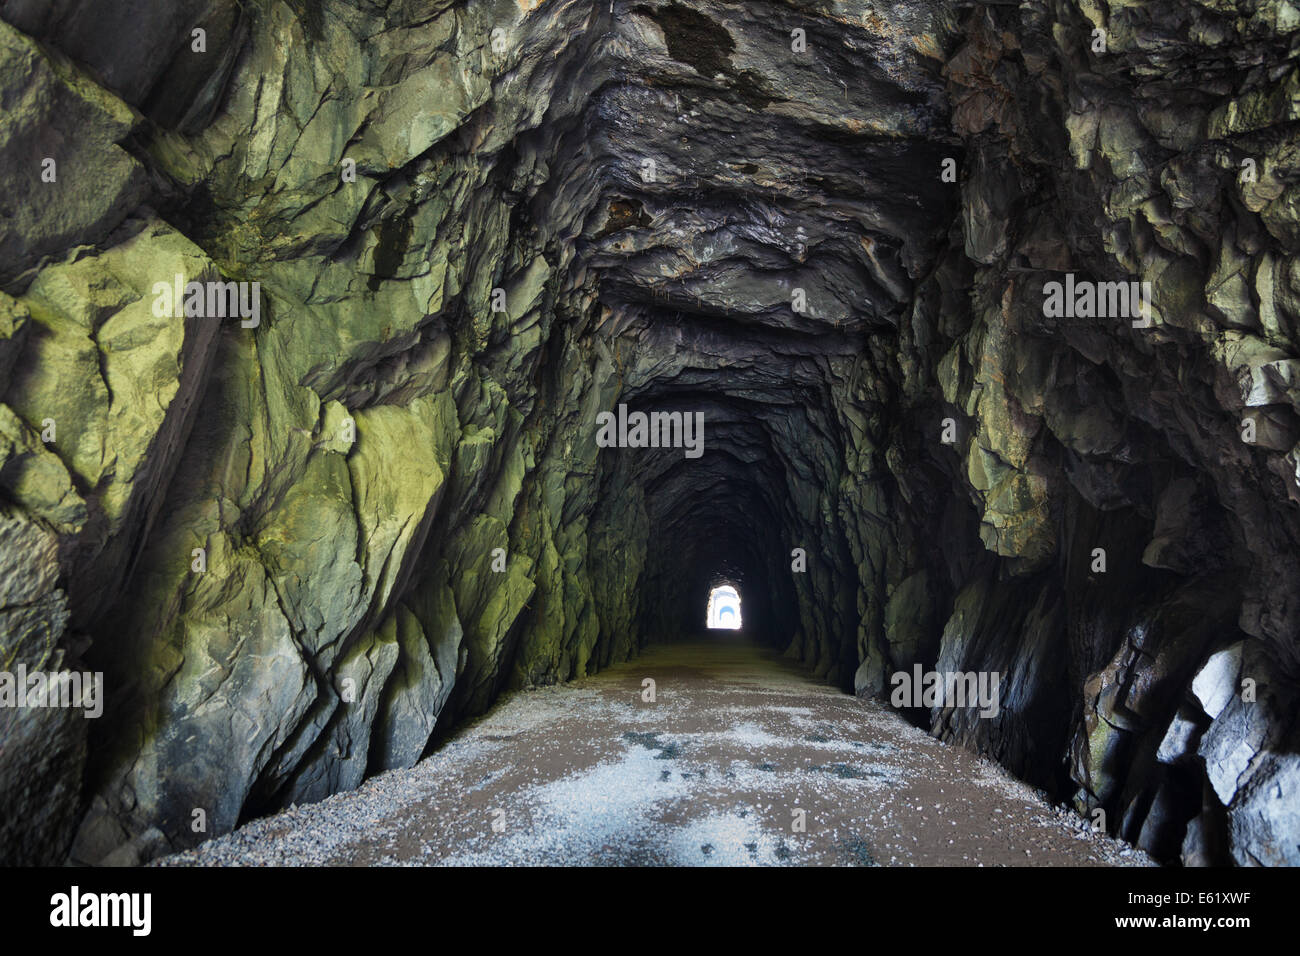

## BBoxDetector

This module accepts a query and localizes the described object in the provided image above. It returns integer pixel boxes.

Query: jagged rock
[0,19,148,284]
[371,598,454,773]
[1,0,1299,871]
[0,292,29,385]
[1226,752,1300,866]
[1181,795,1228,868]
[278,623,400,806]
[1192,643,1244,721]
[1156,707,1205,766]
[0,509,82,866]
[5,217,222,623]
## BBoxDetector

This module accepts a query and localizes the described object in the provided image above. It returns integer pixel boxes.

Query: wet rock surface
[0,0,1298,867]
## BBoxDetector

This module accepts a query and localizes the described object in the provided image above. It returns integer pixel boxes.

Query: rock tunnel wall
[1,0,1298,867]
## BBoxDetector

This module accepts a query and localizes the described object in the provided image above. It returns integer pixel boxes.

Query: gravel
[156,642,1156,868]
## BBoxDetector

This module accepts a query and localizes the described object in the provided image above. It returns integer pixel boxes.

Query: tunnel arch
[4,0,1294,871]
[705,584,742,629]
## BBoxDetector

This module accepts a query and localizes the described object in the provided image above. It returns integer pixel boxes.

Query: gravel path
[158,640,1155,867]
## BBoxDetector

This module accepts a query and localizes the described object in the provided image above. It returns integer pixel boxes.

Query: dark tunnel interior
[2,0,1300,873]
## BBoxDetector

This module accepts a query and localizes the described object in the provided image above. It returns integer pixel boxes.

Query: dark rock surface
[0,0,1298,867]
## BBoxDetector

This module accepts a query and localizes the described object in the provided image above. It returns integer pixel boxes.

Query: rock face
[1,0,1298,867]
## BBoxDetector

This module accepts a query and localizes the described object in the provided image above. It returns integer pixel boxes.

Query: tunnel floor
[158,642,1155,867]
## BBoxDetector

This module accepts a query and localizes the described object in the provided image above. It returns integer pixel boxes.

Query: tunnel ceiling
[544,0,959,640]
[3,0,1300,871]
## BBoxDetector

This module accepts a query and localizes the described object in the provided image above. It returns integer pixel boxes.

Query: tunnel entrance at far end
[706,585,742,630]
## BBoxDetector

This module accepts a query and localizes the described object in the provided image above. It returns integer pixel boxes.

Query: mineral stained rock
[1,0,1299,867]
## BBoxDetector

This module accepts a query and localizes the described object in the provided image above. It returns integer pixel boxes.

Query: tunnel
[1,0,1300,876]
[705,586,741,630]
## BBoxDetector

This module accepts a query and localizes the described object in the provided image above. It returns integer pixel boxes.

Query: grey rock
[1193,644,1244,721]
[1,0,1300,872]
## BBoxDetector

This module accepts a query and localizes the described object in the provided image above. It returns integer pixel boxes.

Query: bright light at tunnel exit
[706,585,742,630]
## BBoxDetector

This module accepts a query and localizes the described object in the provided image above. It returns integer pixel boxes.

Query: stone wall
[0,0,1297,867]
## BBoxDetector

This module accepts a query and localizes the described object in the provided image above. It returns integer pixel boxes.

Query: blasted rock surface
[0,0,1297,867]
